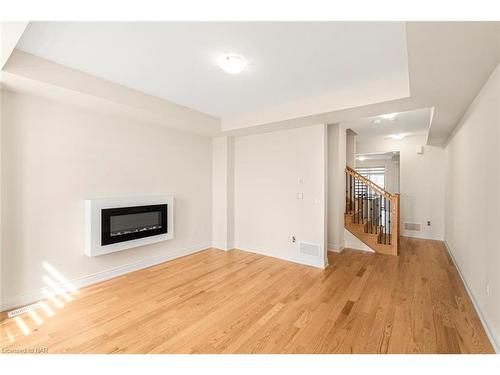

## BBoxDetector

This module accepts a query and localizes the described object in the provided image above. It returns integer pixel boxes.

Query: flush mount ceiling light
[217,53,248,74]
[372,119,382,124]
[390,133,405,140]
[357,156,366,161]
[380,113,398,120]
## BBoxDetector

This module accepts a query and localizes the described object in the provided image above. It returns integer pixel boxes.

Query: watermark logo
[2,346,49,354]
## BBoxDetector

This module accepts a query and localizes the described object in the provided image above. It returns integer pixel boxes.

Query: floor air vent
[299,242,320,257]
[7,302,43,318]
[404,222,421,231]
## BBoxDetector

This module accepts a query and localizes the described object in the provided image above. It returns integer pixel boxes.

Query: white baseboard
[235,243,326,269]
[327,243,344,253]
[0,242,211,312]
[444,240,499,353]
[212,241,233,251]
[402,230,443,241]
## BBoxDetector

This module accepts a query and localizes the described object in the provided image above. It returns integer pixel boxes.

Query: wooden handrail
[344,165,400,256]
[345,166,392,199]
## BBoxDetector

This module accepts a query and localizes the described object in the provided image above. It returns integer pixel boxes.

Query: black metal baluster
[353,177,356,223]
[378,195,382,236]
[368,188,371,234]
[357,178,361,224]
[359,179,362,224]
[373,193,376,234]
[357,182,361,224]
[363,187,367,231]
[345,172,348,214]
[350,174,353,213]
[348,174,350,213]
[384,197,387,244]
[368,188,373,233]
[355,178,358,223]
[388,199,391,245]
[367,187,371,233]
[361,185,365,224]
[353,176,356,222]
[347,174,351,213]
[354,177,358,223]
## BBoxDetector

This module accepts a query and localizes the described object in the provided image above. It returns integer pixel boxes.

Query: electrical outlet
[292,236,296,243]
[427,221,431,226]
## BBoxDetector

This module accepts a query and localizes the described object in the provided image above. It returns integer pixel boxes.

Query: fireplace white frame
[85,195,174,257]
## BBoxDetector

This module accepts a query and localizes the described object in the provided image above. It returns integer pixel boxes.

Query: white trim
[1,242,211,312]
[212,241,232,251]
[444,240,499,353]
[401,230,443,241]
[235,243,326,269]
[327,242,344,253]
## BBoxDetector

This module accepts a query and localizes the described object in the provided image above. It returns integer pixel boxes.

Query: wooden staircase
[345,166,400,256]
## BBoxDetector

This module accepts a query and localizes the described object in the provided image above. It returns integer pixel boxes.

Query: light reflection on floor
[14,316,31,336]
[2,262,80,345]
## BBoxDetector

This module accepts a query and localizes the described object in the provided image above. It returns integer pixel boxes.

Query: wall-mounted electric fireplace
[85,196,174,257]
[101,204,168,245]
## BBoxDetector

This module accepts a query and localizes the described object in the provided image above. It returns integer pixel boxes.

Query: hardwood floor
[0,237,494,354]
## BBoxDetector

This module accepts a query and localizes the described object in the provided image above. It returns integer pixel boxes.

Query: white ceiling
[16,22,410,120]
[344,108,432,141]
[8,22,500,144]
[219,22,499,145]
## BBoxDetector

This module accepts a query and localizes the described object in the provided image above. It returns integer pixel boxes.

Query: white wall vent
[299,242,321,257]
[404,222,421,231]
[7,302,42,318]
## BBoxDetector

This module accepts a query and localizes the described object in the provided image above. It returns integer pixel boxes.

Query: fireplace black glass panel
[101,204,168,246]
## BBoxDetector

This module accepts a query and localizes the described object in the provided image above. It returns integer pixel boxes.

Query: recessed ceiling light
[390,134,405,140]
[217,53,248,74]
[380,113,398,120]
[372,119,382,124]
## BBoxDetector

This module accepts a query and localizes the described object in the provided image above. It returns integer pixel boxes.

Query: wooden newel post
[391,193,400,256]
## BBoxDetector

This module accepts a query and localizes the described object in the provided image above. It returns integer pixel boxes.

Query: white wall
[1,90,213,310]
[4,50,220,137]
[212,136,234,250]
[327,124,346,251]
[356,135,445,240]
[345,129,356,168]
[344,229,373,252]
[234,125,327,268]
[444,62,499,351]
